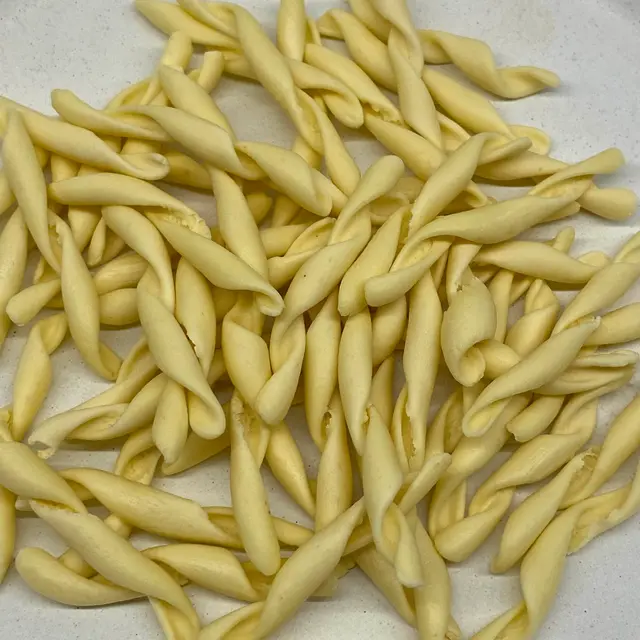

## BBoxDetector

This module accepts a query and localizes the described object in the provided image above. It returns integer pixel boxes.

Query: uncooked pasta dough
[0,0,638,639]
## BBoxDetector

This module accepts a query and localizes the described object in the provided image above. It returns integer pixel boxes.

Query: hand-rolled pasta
[473,240,603,284]
[391,269,441,473]
[0,209,29,348]
[315,392,354,530]
[440,270,497,387]
[151,218,283,317]
[228,391,280,576]
[362,405,422,587]
[268,218,335,289]
[0,146,48,218]
[3,112,60,272]
[461,318,599,437]
[490,378,632,571]
[102,205,174,311]
[473,462,640,640]
[428,394,530,539]
[138,287,225,439]
[31,501,199,634]
[418,29,559,98]
[254,499,365,638]
[339,308,373,455]
[56,219,122,380]
[9,313,67,441]
[135,0,237,47]
[585,302,640,346]
[304,290,341,450]
[304,42,402,124]
[554,231,640,335]
[17,109,170,180]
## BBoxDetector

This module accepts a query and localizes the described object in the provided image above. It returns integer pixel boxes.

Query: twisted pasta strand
[474,463,640,640]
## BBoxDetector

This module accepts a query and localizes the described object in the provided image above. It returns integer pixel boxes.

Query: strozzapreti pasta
[0,0,638,638]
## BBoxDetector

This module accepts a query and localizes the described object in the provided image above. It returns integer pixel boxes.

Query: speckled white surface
[0,0,640,638]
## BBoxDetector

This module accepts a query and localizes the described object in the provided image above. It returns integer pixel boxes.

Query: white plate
[0,0,639,638]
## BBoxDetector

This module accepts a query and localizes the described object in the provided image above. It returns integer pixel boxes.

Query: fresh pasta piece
[440,270,496,387]
[228,391,280,576]
[418,30,559,98]
[554,232,640,335]
[462,318,600,437]
[304,43,402,123]
[151,218,283,317]
[474,463,640,640]
[0,209,29,347]
[0,146,48,218]
[268,218,335,289]
[585,302,640,346]
[254,499,365,638]
[135,0,237,47]
[339,308,373,455]
[339,205,406,316]
[56,219,121,380]
[9,313,67,441]
[315,393,354,530]
[304,291,341,450]
[428,394,529,539]
[362,406,422,587]
[138,287,225,439]
[474,241,602,284]
[3,112,60,272]
[392,270,441,473]
[371,296,407,366]
[102,205,174,311]
[49,172,210,237]
[17,109,169,180]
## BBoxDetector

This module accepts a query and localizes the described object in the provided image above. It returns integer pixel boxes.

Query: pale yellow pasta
[554,232,640,335]
[0,146,48,217]
[17,109,170,180]
[138,287,225,439]
[440,270,496,387]
[370,356,395,428]
[371,296,407,366]
[318,9,396,91]
[268,218,335,289]
[473,240,603,283]
[265,419,315,516]
[304,42,402,123]
[152,218,283,317]
[585,302,640,346]
[2,113,61,272]
[314,392,354,530]
[428,394,529,539]
[102,205,174,311]
[135,0,238,46]
[277,0,308,61]
[48,172,210,237]
[56,219,122,380]
[339,308,373,455]
[48,89,167,140]
[304,290,340,450]
[0,209,29,347]
[339,205,406,316]
[474,463,640,640]
[254,499,366,638]
[228,391,280,576]
[461,318,599,437]
[418,29,559,98]
[9,313,67,441]
[392,269,441,473]
[362,406,422,587]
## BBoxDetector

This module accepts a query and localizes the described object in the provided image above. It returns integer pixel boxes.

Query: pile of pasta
[1,0,639,638]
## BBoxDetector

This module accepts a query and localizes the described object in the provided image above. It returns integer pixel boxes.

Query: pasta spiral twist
[473,463,640,640]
